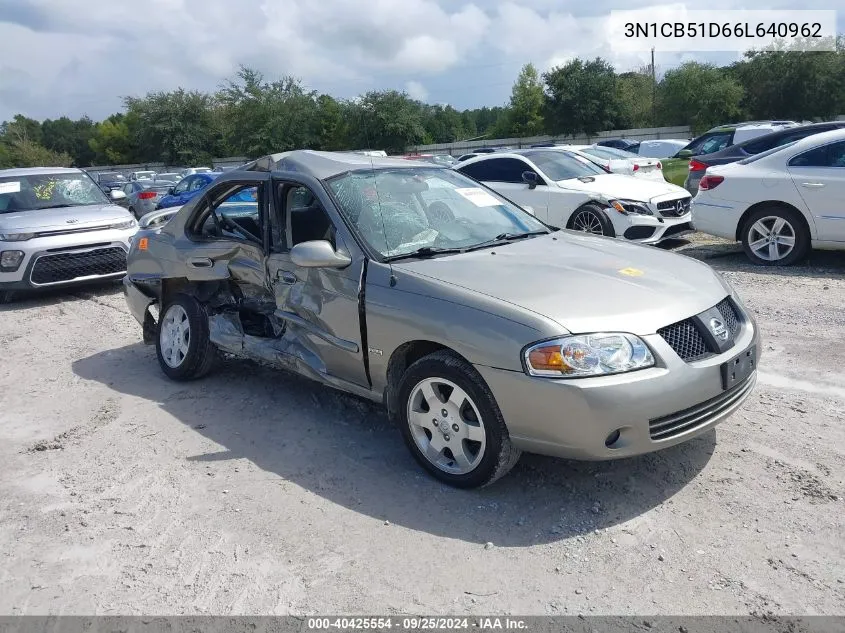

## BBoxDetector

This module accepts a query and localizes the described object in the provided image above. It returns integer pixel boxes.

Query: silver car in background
[118,180,176,219]
[0,168,138,302]
[123,151,759,488]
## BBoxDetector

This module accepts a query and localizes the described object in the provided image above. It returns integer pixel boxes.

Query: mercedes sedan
[123,151,759,487]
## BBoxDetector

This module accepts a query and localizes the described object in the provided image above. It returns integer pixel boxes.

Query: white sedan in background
[558,145,665,181]
[455,149,692,244]
[692,128,845,265]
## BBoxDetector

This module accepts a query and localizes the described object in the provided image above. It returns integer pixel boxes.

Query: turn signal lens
[527,345,564,372]
[137,237,149,251]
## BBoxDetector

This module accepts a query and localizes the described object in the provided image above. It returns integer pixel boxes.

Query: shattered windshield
[327,167,547,259]
[0,173,111,213]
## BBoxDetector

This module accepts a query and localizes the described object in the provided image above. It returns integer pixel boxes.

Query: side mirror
[168,187,175,195]
[676,149,693,159]
[110,190,127,201]
[522,171,539,189]
[290,240,352,269]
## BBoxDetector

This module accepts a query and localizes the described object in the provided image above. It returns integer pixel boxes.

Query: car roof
[784,127,845,151]
[243,150,437,180]
[0,167,83,177]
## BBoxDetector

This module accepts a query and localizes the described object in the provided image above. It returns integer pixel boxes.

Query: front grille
[659,297,744,361]
[30,247,127,285]
[649,373,755,440]
[657,197,691,218]
[658,319,709,361]
[716,297,740,335]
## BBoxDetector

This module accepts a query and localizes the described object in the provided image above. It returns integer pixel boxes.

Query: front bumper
[476,309,759,460]
[0,228,135,291]
[619,214,693,244]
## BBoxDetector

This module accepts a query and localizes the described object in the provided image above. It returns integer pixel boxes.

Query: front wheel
[397,350,521,488]
[568,203,615,237]
[741,206,809,266]
[155,294,217,380]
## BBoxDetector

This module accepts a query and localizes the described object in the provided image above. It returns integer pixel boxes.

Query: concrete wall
[83,157,249,177]
[408,125,693,155]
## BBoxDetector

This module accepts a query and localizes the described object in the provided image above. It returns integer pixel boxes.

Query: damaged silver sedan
[124,150,759,487]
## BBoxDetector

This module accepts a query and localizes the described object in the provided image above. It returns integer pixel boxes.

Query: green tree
[731,36,845,121]
[543,58,618,136]
[217,66,319,157]
[501,63,545,137]
[421,104,467,144]
[615,69,654,129]
[125,89,219,164]
[88,115,134,164]
[346,90,426,154]
[0,119,71,168]
[658,62,744,133]
[315,94,348,150]
[41,116,97,166]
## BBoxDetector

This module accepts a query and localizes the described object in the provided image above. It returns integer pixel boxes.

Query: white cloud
[405,81,429,101]
[0,0,842,120]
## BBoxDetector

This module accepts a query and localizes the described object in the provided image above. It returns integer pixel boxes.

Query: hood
[0,203,133,232]
[392,232,729,335]
[558,173,686,203]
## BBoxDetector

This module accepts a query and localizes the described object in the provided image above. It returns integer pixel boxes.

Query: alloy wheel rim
[748,216,796,261]
[160,304,190,368]
[407,377,486,475]
[572,210,604,235]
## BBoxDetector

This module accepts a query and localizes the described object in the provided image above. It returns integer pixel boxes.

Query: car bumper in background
[691,198,746,240]
[476,311,759,460]
[620,214,693,244]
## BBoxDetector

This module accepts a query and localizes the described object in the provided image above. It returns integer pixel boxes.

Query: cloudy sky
[0,0,842,122]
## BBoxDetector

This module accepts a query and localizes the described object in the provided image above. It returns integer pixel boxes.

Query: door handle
[277,271,297,284]
[801,182,825,188]
[188,257,213,268]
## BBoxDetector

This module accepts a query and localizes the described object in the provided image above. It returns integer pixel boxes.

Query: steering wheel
[425,201,455,228]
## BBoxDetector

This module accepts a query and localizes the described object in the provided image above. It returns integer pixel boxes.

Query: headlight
[0,233,35,241]
[0,250,25,271]
[524,333,655,377]
[110,219,138,230]
[609,199,653,216]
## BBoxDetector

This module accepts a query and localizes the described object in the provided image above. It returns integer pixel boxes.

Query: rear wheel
[155,294,217,380]
[741,206,809,266]
[568,203,615,237]
[397,350,521,488]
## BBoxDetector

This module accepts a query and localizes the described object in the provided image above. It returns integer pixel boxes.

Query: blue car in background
[156,172,221,209]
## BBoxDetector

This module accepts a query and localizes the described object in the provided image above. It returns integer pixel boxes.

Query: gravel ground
[0,235,843,616]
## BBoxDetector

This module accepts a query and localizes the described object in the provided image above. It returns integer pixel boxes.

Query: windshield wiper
[464,230,550,252]
[384,246,465,262]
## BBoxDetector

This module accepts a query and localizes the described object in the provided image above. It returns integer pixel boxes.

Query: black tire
[568,203,615,237]
[155,293,217,381]
[0,291,15,304]
[396,350,521,488]
[741,206,810,266]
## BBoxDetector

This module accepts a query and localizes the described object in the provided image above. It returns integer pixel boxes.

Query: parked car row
[3,134,841,485]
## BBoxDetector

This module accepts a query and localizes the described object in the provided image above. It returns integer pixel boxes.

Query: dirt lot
[0,236,843,616]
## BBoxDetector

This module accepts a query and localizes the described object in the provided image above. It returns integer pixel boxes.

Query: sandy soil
[0,236,843,616]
